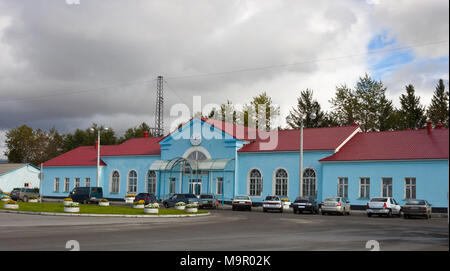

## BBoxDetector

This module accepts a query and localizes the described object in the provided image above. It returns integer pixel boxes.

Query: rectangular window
[64,178,70,192]
[188,179,201,195]
[405,178,416,199]
[359,178,370,199]
[382,178,393,197]
[337,177,348,198]
[85,178,90,187]
[169,178,176,194]
[75,178,80,188]
[54,178,60,192]
[216,177,223,195]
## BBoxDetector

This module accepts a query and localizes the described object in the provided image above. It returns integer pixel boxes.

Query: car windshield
[295,199,309,203]
[265,196,279,201]
[371,198,388,202]
[324,197,339,202]
[235,196,249,200]
[406,200,425,205]
[200,195,213,199]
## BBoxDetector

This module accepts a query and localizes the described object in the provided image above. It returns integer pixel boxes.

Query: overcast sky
[0,0,449,159]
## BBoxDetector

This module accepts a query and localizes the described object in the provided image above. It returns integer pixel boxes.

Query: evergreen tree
[119,122,152,143]
[287,89,325,128]
[329,84,358,126]
[398,84,426,129]
[248,92,280,130]
[427,79,449,127]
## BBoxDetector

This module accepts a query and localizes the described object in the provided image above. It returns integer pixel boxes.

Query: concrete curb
[0,209,211,218]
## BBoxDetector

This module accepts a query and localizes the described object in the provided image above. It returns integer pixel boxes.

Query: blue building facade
[41,118,449,209]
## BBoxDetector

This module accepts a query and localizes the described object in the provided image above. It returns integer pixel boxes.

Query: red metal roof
[320,128,449,162]
[43,146,107,167]
[238,125,360,152]
[43,137,164,167]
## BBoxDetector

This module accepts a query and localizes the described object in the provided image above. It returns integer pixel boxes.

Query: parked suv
[69,187,103,204]
[292,196,319,214]
[366,197,402,217]
[10,188,41,202]
[162,193,199,208]
[134,193,157,205]
[321,197,351,215]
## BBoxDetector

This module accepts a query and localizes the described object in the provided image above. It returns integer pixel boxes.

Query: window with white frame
[382,178,393,197]
[275,169,288,196]
[216,177,223,195]
[85,177,90,187]
[54,178,60,192]
[64,178,70,192]
[111,171,120,193]
[405,178,416,199]
[75,178,80,188]
[148,170,157,194]
[303,168,316,198]
[249,169,262,196]
[188,178,201,195]
[337,177,348,198]
[187,151,207,161]
[128,170,138,194]
[359,178,370,199]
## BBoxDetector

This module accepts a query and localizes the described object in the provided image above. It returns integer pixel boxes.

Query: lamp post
[91,127,109,187]
[286,113,315,198]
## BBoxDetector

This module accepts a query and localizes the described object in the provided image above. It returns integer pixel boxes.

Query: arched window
[147,170,156,194]
[249,169,262,196]
[128,170,138,194]
[111,171,120,193]
[187,151,207,161]
[303,168,316,198]
[274,169,288,196]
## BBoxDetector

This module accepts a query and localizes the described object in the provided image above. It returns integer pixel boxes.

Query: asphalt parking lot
[0,207,448,251]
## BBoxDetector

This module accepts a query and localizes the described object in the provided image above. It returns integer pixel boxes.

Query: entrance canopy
[149,157,235,171]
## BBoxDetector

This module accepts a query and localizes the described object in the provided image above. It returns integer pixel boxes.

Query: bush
[133,200,145,205]
[1,195,10,200]
[28,196,38,200]
[186,203,198,208]
[65,202,79,208]
[5,200,17,205]
[125,194,136,198]
[175,202,186,206]
[99,199,109,202]
[145,203,160,209]
[64,198,73,202]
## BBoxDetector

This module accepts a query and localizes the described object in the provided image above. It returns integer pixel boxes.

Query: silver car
[321,197,351,215]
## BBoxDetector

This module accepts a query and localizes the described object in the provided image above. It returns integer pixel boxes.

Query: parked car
[198,194,219,209]
[10,188,41,202]
[321,197,351,215]
[402,199,432,219]
[232,195,252,211]
[162,193,199,208]
[366,197,402,217]
[292,196,319,214]
[69,187,103,204]
[134,193,157,205]
[262,195,283,213]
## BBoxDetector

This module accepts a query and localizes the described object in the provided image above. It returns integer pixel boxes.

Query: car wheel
[280,208,283,213]
[367,213,372,217]
[293,209,297,214]
[263,208,267,212]
[322,211,326,216]
[425,214,429,219]
[248,207,252,212]
[387,210,392,218]
[164,203,169,208]
[404,214,408,219]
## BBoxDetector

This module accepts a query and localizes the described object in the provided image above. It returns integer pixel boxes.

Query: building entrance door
[189,178,202,195]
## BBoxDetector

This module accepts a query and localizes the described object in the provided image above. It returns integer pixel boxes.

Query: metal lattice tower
[154,76,164,137]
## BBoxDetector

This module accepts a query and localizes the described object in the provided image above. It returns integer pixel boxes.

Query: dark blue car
[162,194,199,208]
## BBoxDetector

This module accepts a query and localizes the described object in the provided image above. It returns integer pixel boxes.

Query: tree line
[3,74,448,166]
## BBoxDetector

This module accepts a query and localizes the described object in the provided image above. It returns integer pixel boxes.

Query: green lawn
[0,202,208,216]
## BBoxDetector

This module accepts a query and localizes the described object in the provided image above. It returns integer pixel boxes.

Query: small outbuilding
[0,163,41,193]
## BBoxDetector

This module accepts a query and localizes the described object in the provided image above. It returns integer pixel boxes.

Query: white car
[262,195,283,213]
[366,197,402,217]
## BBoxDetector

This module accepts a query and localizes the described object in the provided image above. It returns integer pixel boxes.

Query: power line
[0,40,447,102]
[165,40,449,80]
[0,78,157,103]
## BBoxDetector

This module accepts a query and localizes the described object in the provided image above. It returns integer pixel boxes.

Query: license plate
[298,206,305,208]
[202,201,209,204]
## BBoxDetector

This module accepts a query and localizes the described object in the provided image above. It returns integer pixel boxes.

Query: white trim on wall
[247,167,263,198]
[272,167,289,197]
[182,146,212,160]
[127,169,138,194]
[110,169,121,194]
